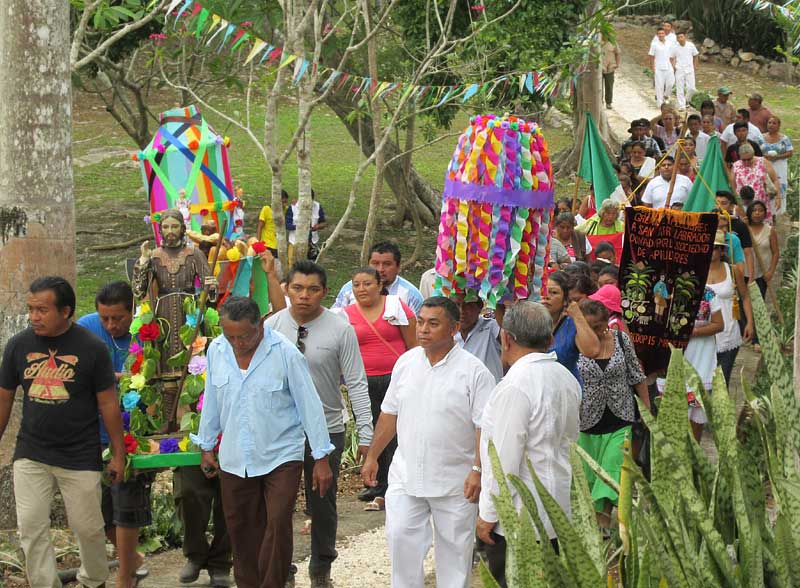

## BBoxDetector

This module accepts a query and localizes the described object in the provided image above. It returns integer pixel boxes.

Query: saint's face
[160,217,184,248]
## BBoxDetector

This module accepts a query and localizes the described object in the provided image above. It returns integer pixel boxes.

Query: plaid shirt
[620,135,662,159]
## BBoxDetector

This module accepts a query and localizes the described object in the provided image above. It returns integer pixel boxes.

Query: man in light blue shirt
[192,296,334,588]
[332,242,424,314]
[454,295,503,383]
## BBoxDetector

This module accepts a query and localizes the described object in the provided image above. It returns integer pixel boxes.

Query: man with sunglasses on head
[266,260,373,588]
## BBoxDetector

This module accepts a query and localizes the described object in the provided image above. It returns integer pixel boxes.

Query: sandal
[364,497,385,511]
[131,568,149,588]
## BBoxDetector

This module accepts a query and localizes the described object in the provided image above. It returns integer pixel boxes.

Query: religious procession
[0,2,798,588]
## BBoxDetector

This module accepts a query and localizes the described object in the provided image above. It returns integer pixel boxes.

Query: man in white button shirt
[642,157,693,209]
[476,301,581,586]
[649,20,676,49]
[670,31,698,110]
[362,296,495,588]
[720,109,765,149]
[649,27,675,106]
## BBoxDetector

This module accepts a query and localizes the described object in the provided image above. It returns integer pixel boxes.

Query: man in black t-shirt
[0,277,125,588]
[715,191,755,280]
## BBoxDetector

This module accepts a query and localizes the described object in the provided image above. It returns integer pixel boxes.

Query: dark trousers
[304,431,345,575]
[717,347,740,388]
[603,72,615,106]
[219,462,303,588]
[483,532,559,587]
[368,374,396,497]
[173,465,232,573]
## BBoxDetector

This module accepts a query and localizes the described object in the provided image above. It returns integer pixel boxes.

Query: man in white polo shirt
[670,31,698,110]
[649,27,675,106]
[362,296,495,588]
[642,157,693,209]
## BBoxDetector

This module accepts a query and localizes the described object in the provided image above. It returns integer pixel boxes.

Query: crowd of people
[0,20,792,588]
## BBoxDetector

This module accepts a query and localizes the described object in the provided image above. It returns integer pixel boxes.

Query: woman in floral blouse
[577,299,650,529]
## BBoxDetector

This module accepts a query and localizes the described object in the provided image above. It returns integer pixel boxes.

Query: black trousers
[603,72,615,106]
[303,431,345,575]
[173,465,232,573]
[368,374,396,496]
[483,531,559,587]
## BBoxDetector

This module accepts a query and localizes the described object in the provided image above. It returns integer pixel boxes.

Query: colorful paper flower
[191,336,208,355]
[129,342,142,355]
[121,411,131,432]
[122,391,141,411]
[130,374,147,391]
[129,318,143,336]
[138,322,161,341]
[196,393,204,412]
[252,241,267,254]
[178,436,191,452]
[226,248,241,262]
[124,434,139,454]
[187,356,207,375]
[185,311,199,328]
[139,302,151,315]
[159,438,180,454]
[204,308,219,327]
[130,354,144,375]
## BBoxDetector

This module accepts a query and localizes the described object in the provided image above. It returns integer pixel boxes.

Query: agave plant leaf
[653,349,693,496]
[478,558,503,588]
[486,442,522,586]
[569,445,605,569]
[618,439,633,558]
[687,431,715,508]
[508,472,575,586]
[748,282,800,452]
[773,512,800,587]
[657,439,736,585]
[740,516,765,588]
[623,452,691,588]
[574,444,620,495]
[517,508,546,588]
[523,463,607,586]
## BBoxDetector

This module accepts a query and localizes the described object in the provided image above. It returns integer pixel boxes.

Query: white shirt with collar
[692,130,711,161]
[670,41,698,70]
[479,351,580,539]
[720,122,764,146]
[649,39,674,70]
[650,32,677,50]
[455,316,503,383]
[381,345,495,498]
[642,173,693,208]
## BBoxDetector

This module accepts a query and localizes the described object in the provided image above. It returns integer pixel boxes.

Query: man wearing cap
[715,87,736,127]
[619,120,662,160]
[747,93,774,134]
[648,27,675,106]
[641,156,693,209]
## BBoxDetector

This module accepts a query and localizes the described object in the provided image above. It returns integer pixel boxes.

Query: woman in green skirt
[577,299,650,528]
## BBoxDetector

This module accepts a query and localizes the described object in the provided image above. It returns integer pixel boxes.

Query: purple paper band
[443,179,554,209]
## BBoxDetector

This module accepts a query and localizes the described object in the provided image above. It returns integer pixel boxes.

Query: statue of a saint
[132,209,215,373]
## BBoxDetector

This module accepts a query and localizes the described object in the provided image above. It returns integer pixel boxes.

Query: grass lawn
[72,91,573,315]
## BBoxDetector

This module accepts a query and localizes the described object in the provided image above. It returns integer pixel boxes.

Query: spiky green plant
[481,284,797,587]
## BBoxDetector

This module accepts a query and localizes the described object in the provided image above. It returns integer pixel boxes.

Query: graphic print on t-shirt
[24,350,77,403]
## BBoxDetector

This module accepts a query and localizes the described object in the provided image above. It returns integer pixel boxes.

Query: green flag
[682,135,728,212]
[578,112,625,207]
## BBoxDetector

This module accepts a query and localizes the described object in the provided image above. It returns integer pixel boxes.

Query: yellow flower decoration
[139,302,151,315]
[130,373,147,390]
[201,372,206,381]
[226,247,241,262]
[178,436,191,452]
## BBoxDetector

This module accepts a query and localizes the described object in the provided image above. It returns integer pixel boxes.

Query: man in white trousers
[649,27,674,106]
[671,31,699,110]
[361,296,495,588]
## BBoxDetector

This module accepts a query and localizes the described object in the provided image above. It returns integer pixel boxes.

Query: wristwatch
[471,465,482,473]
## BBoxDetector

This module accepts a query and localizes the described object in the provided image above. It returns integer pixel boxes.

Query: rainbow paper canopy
[434,114,555,307]
[137,105,242,244]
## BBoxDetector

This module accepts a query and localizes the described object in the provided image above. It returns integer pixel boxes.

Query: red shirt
[344,299,414,376]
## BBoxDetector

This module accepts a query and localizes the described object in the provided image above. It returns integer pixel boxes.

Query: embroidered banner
[619,207,718,374]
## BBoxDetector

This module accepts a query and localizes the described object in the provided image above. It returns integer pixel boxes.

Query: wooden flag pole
[572,112,586,215]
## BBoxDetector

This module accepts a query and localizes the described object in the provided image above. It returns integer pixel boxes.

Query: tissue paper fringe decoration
[434,114,554,307]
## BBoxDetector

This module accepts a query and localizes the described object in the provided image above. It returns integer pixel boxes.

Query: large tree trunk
[325,94,440,227]
[0,0,75,351]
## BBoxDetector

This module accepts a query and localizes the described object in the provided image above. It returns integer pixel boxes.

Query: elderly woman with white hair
[577,199,624,236]
[728,142,781,223]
